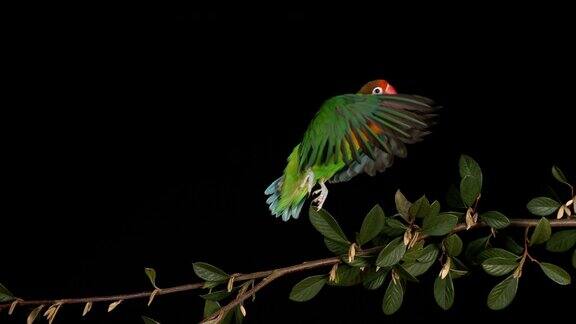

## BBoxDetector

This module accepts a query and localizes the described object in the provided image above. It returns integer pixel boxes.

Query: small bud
[240,304,247,317]
[43,306,54,318]
[564,205,572,217]
[409,231,420,248]
[107,300,122,312]
[465,208,476,230]
[227,276,235,292]
[403,229,412,246]
[27,305,44,324]
[8,300,19,315]
[513,266,522,278]
[439,258,451,279]
[566,199,574,206]
[557,206,565,219]
[347,243,357,263]
[329,264,338,282]
[375,266,381,272]
[43,304,61,324]
[360,267,366,272]
[82,302,92,317]
[148,288,160,306]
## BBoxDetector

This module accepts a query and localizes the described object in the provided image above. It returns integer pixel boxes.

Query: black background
[2,9,575,324]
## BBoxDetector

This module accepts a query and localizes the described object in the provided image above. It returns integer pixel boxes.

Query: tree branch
[1,218,574,316]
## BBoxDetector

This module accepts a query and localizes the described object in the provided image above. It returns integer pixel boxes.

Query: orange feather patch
[368,120,383,134]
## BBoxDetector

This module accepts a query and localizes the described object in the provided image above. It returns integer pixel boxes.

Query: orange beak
[384,83,397,94]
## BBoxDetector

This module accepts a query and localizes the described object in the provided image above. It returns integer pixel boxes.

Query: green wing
[298,94,437,182]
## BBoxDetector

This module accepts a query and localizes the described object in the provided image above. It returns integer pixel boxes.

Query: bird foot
[312,181,328,211]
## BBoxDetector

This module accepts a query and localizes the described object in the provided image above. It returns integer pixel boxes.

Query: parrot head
[358,80,397,95]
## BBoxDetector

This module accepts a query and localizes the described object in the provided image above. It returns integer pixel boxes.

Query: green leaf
[371,235,390,247]
[395,265,419,283]
[142,316,160,324]
[144,267,157,288]
[446,185,465,209]
[459,154,482,178]
[363,268,389,290]
[572,250,575,269]
[444,234,463,257]
[382,279,404,315]
[465,236,490,262]
[502,236,524,255]
[0,283,15,302]
[539,262,571,285]
[204,300,221,318]
[546,230,576,252]
[202,281,221,289]
[530,217,551,246]
[344,256,372,268]
[482,258,519,276]
[395,189,412,222]
[434,274,454,310]
[459,155,482,206]
[376,237,407,267]
[480,211,510,229]
[381,218,407,237]
[193,262,229,282]
[478,248,519,263]
[526,197,561,216]
[324,238,349,255]
[429,200,441,218]
[487,276,518,310]
[450,257,470,278]
[289,275,327,302]
[422,212,459,236]
[200,289,233,301]
[409,196,431,219]
[417,244,440,263]
[450,269,469,279]
[219,307,236,324]
[358,205,386,246]
[460,175,482,207]
[328,265,364,287]
[309,208,349,244]
[552,165,570,186]
[402,260,435,277]
[402,241,425,262]
[233,306,244,324]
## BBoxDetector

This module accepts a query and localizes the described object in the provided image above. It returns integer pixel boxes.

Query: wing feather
[298,93,438,182]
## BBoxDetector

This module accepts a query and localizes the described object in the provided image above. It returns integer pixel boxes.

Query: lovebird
[265,80,438,221]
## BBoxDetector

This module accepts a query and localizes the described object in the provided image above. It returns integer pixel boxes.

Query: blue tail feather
[265,176,305,221]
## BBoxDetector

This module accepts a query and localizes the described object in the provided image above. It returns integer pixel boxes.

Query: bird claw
[312,196,326,211]
[311,181,328,211]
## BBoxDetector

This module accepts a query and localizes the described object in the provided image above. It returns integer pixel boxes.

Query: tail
[265,145,309,221]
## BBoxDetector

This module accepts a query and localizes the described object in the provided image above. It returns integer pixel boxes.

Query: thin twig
[1,218,574,314]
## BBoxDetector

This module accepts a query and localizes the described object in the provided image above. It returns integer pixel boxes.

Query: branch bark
[1,218,574,318]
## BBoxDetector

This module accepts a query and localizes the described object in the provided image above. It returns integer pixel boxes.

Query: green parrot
[265,80,438,221]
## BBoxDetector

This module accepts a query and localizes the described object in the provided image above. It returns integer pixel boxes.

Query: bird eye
[372,87,383,95]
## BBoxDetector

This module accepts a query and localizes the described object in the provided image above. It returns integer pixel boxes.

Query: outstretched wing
[298,94,438,182]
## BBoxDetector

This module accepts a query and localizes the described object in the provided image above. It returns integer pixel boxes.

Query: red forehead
[375,80,389,87]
